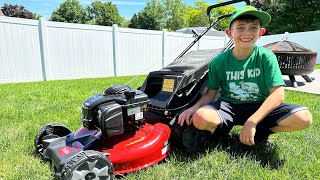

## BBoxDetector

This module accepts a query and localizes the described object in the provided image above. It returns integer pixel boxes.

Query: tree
[50,0,87,24]
[1,3,33,19]
[185,1,211,27]
[185,0,235,30]
[32,13,42,20]
[208,0,235,30]
[252,0,320,34]
[129,0,165,30]
[129,11,160,30]
[129,14,140,28]
[128,0,234,31]
[163,0,188,31]
[87,1,124,26]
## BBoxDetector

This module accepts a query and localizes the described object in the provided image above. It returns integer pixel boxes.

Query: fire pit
[264,40,317,88]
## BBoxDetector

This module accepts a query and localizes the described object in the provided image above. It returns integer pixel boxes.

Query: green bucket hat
[228,5,271,28]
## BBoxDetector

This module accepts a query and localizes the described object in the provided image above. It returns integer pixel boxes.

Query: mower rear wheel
[61,150,114,180]
[34,123,72,156]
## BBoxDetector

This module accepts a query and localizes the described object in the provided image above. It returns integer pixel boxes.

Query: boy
[178,6,312,152]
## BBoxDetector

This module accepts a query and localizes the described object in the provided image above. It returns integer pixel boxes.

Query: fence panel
[45,21,114,80]
[165,32,197,66]
[0,17,43,83]
[116,28,163,76]
[199,36,226,50]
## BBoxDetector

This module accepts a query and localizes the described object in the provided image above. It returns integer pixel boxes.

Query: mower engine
[81,84,149,137]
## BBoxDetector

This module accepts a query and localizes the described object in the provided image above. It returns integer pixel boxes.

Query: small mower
[34,0,250,179]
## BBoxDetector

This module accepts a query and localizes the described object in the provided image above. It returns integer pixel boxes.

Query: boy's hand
[178,107,197,126]
[239,121,257,146]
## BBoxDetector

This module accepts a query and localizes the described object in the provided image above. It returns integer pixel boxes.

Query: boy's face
[226,19,266,50]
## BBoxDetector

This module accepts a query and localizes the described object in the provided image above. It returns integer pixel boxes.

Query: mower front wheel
[34,123,72,156]
[61,150,114,180]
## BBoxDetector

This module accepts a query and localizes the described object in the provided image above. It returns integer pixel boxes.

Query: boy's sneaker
[210,125,233,144]
[182,124,211,153]
[254,128,274,146]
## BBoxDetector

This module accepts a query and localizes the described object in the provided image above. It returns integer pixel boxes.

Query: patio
[283,69,320,95]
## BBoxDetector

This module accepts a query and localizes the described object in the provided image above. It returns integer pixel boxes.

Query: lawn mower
[34,1,250,179]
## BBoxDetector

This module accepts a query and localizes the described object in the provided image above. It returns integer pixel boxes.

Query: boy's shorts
[208,100,308,130]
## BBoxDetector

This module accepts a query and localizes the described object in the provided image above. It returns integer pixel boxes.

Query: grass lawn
[0,76,319,179]
[316,64,320,69]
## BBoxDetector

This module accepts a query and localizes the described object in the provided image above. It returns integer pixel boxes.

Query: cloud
[112,1,145,6]
[80,0,145,6]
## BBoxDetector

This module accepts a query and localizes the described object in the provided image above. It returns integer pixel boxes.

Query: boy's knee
[192,108,220,131]
[299,110,312,128]
[291,110,312,130]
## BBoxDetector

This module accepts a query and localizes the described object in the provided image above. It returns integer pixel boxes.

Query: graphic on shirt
[229,81,259,101]
[226,68,261,81]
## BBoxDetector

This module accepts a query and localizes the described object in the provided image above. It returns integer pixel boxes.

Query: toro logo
[58,146,73,156]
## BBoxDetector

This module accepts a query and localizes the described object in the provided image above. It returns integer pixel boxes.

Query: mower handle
[216,14,232,21]
[206,0,250,16]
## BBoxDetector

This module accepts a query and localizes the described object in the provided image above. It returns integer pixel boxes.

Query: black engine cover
[98,103,124,136]
[80,85,149,136]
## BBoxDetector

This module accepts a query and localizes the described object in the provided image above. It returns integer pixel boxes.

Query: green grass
[0,76,319,179]
[315,64,320,69]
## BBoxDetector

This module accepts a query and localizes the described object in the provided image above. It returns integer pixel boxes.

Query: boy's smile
[226,19,266,59]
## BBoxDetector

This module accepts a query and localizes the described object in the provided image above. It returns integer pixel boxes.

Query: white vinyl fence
[0,16,319,84]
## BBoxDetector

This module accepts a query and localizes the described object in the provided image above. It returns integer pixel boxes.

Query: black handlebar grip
[206,0,250,16]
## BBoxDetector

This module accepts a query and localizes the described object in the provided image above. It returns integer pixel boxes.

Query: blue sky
[0,0,207,20]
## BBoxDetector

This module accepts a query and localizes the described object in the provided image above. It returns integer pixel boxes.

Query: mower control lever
[207,0,250,16]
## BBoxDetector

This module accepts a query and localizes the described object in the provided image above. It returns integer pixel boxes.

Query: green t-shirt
[207,45,285,104]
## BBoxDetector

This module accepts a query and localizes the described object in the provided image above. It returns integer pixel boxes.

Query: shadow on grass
[213,133,285,169]
[174,133,285,170]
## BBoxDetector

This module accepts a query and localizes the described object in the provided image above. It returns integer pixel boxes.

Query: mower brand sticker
[162,79,175,92]
[58,146,73,156]
[128,106,140,115]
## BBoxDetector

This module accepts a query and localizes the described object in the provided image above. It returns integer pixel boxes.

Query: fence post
[162,29,167,68]
[38,17,49,81]
[112,24,118,77]
[284,32,289,40]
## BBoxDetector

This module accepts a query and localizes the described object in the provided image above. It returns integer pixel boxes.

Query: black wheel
[61,150,114,180]
[34,123,72,156]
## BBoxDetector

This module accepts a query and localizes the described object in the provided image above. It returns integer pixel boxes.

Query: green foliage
[129,14,140,28]
[185,1,211,27]
[163,0,188,31]
[50,0,88,24]
[87,1,124,26]
[32,13,42,20]
[252,0,320,34]
[129,0,235,31]
[208,0,235,30]
[128,11,160,30]
[185,0,235,30]
[129,0,188,31]
[129,0,165,30]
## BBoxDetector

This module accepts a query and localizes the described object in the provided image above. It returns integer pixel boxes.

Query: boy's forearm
[247,86,285,125]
